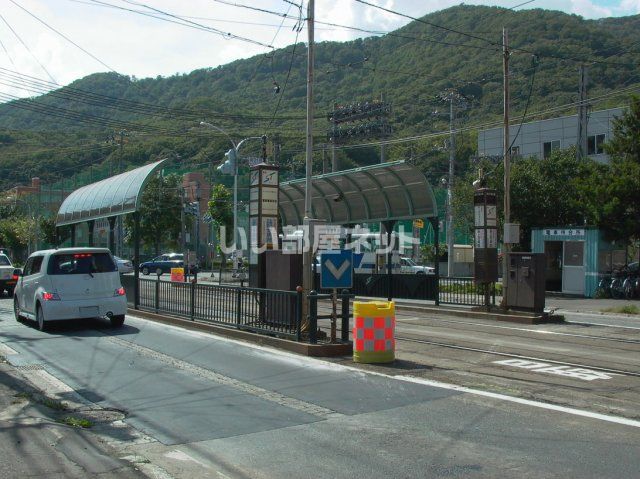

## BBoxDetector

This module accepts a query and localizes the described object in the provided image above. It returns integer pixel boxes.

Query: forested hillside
[1,5,639,191]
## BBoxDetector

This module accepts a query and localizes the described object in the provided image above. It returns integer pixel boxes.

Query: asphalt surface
[0,361,145,478]
[1,294,639,478]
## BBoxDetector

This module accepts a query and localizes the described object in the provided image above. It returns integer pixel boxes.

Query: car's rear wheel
[6,287,14,297]
[110,315,125,328]
[36,304,47,332]
[142,267,150,275]
[13,297,23,321]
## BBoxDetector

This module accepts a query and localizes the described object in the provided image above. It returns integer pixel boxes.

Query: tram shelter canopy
[278,160,438,226]
[56,159,166,226]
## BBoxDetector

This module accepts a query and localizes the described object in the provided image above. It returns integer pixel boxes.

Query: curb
[388,302,564,324]
[127,308,352,357]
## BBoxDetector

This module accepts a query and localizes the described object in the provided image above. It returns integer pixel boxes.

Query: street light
[199,121,263,261]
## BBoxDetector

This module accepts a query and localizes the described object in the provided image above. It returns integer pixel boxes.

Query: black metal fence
[125,276,303,340]
[439,276,496,307]
[315,273,438,301]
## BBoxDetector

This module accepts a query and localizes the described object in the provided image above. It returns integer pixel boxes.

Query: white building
[477,107,624,163]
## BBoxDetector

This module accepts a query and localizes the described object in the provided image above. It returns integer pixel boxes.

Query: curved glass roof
[279,161,438,226]
[56,160,167,226]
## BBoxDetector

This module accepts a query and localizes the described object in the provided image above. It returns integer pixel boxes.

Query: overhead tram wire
[0,12,57,83]
[8,0,115,72]
[281,83,640,156]
[266,2,304,130]
[0,35,37,97]
[0,67,311,122]
[115,0,274,49]
[241,1,297,106]
[0,86,323,138]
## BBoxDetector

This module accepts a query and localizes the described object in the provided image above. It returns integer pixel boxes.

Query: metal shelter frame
[55,159,167,307]
[279,161,441,301]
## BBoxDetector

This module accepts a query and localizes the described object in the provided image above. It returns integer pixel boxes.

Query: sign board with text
[474,188,499,283]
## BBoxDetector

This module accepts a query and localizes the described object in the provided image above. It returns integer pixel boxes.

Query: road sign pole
[331,288,337,343]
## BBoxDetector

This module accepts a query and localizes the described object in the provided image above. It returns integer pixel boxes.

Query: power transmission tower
[327,99,392,171]
[437,89,469,277]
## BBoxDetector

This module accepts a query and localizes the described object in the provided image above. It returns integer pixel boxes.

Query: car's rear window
[48,253,117,275]
[0,255,10,266]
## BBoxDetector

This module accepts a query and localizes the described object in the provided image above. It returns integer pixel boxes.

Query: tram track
[394,334,640,379]
[392,314,640,345]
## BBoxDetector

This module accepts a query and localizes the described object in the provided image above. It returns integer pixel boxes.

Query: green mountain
[1,5,639,191]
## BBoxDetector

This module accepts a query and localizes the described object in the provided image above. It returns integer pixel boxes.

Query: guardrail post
[295,286,303,342]
[340,289,349,342]
[236,288,242,328]
[154,279,160,313]
[309,290,318,344]
[190,279,195,321]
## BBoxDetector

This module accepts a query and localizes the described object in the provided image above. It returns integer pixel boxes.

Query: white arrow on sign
[325,258,351,279]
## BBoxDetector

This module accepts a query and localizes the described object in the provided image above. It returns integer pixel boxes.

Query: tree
[208,184,233,255]
[124,173,184,255]
[454,148,604,250]
[601,95,640,242]
[39,216,61,247]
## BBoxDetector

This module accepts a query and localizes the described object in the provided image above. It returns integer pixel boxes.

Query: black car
[139,253,198,275]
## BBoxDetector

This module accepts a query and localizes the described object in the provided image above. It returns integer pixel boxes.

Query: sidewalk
[0,360,145,479]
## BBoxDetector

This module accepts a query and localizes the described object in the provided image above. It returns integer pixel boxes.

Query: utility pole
[380,93,386,164]
[502,27,511,311]
[577,66,588,160]
[331,102,338,171]
[302,0,315,318]
[447,95,455,277]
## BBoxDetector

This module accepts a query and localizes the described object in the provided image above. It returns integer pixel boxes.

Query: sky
[0,0,639,100]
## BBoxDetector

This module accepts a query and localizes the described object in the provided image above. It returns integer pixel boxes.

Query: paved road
[1,296,639,478]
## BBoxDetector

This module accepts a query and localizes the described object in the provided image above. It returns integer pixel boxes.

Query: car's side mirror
[13,268,22,277]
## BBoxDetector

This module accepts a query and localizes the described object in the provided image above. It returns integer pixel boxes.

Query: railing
[308,290,354,345]
[439,276,496,307]
[315,273,438,301]
[132,277,303,340]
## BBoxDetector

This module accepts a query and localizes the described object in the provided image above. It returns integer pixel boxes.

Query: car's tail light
[12,274,18,281]
[42,292,60,301]
[114,287,125,296]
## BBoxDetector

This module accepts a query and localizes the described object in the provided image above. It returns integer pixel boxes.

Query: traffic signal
[218,149,236,175]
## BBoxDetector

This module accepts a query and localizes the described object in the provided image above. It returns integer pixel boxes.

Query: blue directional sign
[320,250,353,289]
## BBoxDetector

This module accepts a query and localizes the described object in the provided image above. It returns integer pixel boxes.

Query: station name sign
[542,229,585,238]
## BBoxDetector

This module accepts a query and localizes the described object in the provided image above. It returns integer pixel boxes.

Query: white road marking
[493,359,615,381]
[122,314,640,429]
[164,450,208,468]
[0,342,18,355]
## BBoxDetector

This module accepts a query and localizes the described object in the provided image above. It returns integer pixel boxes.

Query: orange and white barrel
[352,301,395,363]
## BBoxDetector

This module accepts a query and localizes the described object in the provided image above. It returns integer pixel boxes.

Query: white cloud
[0,0,637,101]
[618,0,640,13]
[570,0,613,18]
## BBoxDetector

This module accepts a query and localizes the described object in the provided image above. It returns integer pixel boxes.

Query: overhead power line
[9,0,116,72]
[0,12,57,83]
[353,0,638,67]
[0,67,311,123]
